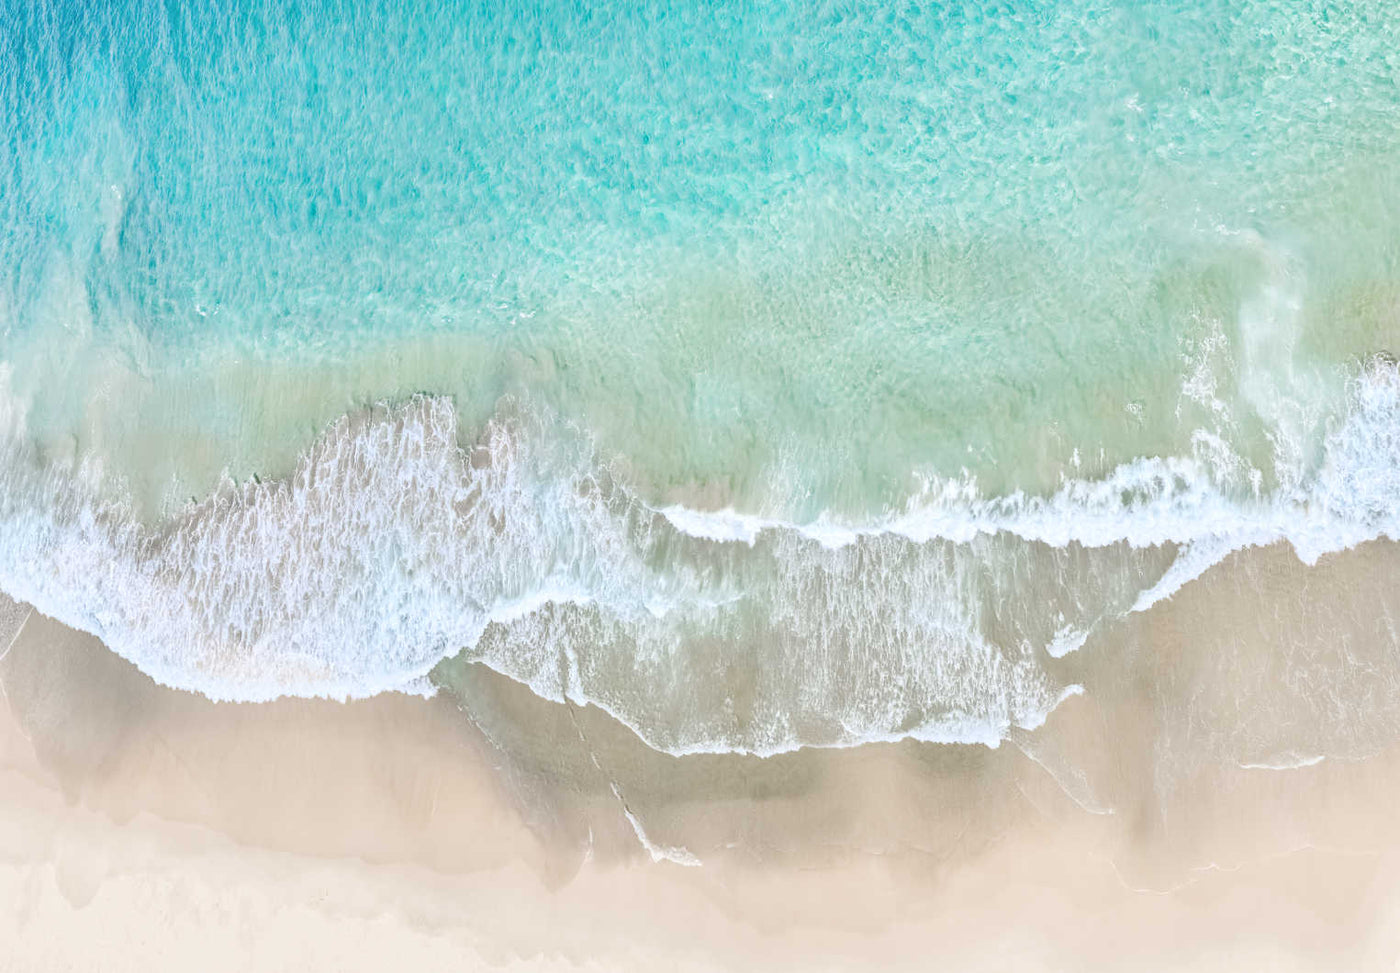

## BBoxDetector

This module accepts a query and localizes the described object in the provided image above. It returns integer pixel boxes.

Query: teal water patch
[4,0,1399,516]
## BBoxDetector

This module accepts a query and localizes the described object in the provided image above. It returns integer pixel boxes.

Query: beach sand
[6,540,1400,970]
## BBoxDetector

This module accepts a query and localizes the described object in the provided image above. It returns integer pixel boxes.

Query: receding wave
[2,360,1399,756]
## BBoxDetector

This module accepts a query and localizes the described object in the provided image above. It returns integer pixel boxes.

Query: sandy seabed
[6,541,1400,970]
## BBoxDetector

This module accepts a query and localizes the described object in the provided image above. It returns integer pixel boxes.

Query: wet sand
[5,540,1400,970]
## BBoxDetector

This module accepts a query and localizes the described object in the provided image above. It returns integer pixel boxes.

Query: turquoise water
[2,0,1400,752]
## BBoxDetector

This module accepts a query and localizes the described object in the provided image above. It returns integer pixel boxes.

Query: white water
[2,358,1399,756]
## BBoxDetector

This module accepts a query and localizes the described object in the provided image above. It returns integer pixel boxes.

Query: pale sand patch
[4,700,1400,972]
[5,538,1400,970]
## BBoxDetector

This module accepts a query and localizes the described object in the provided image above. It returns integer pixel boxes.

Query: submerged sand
[6,539,1400,969]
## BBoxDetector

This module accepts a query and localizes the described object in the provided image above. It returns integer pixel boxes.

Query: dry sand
[6,540,1400,970]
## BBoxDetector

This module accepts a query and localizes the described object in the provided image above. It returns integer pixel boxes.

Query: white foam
[1046,626,1091,660]
[659,505,767,545]
[613,785,703,867]
[2,359,1400,756]
[1238,754,1327,771]
[1131,535,1246,614]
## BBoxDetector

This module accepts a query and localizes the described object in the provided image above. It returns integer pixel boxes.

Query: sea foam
[2,361,1399,756]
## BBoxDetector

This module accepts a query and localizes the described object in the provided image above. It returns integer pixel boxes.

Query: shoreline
[7,538,1400,969]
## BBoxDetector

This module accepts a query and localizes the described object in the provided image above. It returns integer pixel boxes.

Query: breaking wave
[2,359,1399,756]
